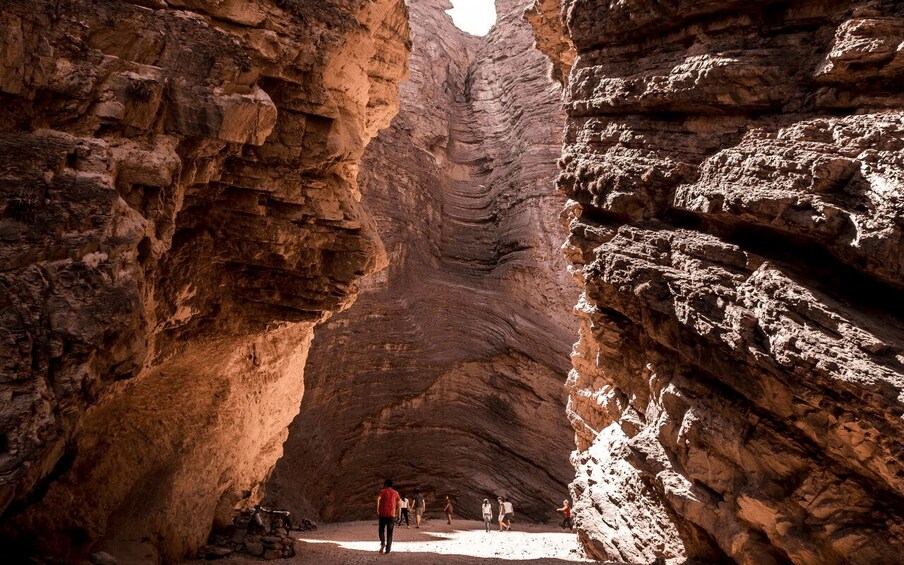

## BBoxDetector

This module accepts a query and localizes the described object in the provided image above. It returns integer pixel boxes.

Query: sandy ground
[198,519,592,564]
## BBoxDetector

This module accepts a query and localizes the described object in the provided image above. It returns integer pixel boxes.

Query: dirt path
[199,520,592,564]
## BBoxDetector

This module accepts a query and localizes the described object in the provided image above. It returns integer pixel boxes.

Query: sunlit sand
[200,520,591,564]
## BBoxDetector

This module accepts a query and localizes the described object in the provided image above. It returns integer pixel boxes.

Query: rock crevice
[266,0,578,524]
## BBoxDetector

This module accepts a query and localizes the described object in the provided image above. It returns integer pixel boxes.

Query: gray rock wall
[528,0,904,563]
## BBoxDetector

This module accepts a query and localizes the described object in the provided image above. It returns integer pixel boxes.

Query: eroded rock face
[267,0,577,523]
[0,0,408,562]
[529,0,904,563]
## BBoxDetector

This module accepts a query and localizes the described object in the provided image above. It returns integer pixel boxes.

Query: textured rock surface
[0,0,408,562]
[267,0,577,524]
[529,0,904,563]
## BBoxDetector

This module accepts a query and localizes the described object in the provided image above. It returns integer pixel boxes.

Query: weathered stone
[529,0,904,563]
[0,0,409,562]
[89,551,118,565]
[244,541,264,556]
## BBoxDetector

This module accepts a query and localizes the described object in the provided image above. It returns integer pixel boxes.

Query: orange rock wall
[0,0,409,562]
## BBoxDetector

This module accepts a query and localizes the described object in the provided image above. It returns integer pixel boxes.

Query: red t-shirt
[378,488,400,517]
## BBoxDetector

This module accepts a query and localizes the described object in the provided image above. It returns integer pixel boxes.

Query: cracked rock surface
[529,0,904,563]
[266,0,577,524]
[0,0,408,562]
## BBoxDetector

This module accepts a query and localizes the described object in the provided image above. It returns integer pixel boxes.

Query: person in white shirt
[496,497,507,531]
[502,498,514,530]
[397,494,410,528]
[481,499,493,532]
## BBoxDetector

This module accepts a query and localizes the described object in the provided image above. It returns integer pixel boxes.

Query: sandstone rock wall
[267,0,577,523]
[529,0,904,563]
[0,0,408,562]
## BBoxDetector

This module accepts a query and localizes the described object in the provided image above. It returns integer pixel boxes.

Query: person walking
[557,499,572,530]
[496,497,506,531]
[376,479,401,554]
[444,496,453,525]
[413,489,426,528]
[502,497,514,531]
[398,494,410,528]
[481,498,493,532]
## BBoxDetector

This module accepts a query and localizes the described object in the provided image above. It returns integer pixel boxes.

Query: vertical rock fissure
[267,0,579,525]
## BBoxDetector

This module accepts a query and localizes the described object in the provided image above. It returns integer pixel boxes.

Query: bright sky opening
[446,0,497,36]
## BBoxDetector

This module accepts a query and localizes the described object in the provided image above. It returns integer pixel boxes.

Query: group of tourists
[395,489,426,528]
[376,478,573,554]
[479,497,515,532]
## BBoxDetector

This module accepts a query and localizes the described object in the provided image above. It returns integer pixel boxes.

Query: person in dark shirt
[444,496,453,525]
[413,489,426,528]
[376,479,401,553]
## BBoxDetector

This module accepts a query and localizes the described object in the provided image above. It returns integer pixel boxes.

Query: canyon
[528,0,904,563]
[265,0,576,525]
[0,0,902,564]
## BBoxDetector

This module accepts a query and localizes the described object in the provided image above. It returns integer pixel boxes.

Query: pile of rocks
[197,510,299,560]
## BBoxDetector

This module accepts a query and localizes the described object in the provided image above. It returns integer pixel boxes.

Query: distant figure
[557,499,572,530]
[414,489,426,528]
[503,497,514,530]
[496,497,506,531]
[398,494,410,528]
[444,496,453,525]
[376,479,401,554]
[481,498,493,532]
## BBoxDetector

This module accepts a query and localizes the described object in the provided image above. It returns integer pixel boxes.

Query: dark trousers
[378,516,395,551]
[398,508,409,526]
[562,516,572,529]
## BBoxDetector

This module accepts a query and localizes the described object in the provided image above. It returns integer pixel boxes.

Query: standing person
[557,499,572,530]
[496,497,506,531]
[398,493,410,528]
[376,479,401,554]
[481,498,493,532]
[503,497,514,531]
[444,496,453,525]
[413,489,426,528]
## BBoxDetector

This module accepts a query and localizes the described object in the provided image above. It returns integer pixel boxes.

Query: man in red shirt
[376,479,401,554]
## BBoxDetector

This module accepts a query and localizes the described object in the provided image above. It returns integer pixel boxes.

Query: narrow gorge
[0,1,902,565]
[265,0,576,525]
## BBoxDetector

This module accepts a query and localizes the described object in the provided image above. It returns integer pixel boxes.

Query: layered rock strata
[0,0,408,562]
[267,0,577,523]
[529,0,904,563]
